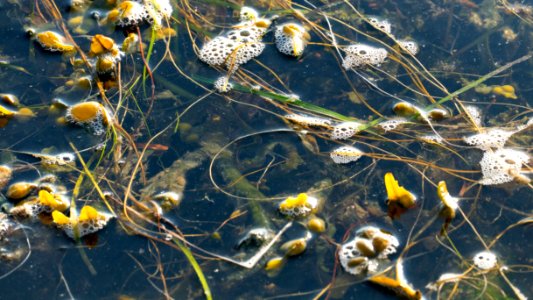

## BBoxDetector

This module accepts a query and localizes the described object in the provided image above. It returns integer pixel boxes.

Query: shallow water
[0,0,531,299]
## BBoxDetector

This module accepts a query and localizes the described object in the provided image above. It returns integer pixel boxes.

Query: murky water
[0,0,531,299]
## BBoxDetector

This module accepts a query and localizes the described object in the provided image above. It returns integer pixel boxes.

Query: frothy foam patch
[331,122,362,140]
[343,44,388,69]
[479,148,530,185]
[330,146,364,164]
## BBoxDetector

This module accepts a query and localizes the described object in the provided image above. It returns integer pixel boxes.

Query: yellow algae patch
[38,190,69,212]
[278,193,317,217]
[35,31,76,53]
[492,85,517,99]
[17,107,34,116]
[52,205,113,239]
[52,210,70,225]
[89,34,119,57]
[384,172,416,208]
[66,101,110,135]
[0,104,15,118]
[68,101,102,122]
[6,182,36,200]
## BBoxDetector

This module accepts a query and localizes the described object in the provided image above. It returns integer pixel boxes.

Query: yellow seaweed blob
[492,85,517,99]
[89,34,118,57]
[265,257,285,271]
[384,172,416,208]
[68,101,104,123]
[52,210,70,225]
[79,205,99,222]
[38,190,68,212]
[35,31,76,53]
[0,104,15,118]
[279,193,308,211]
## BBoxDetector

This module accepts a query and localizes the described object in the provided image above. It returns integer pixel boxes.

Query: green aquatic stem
[218,156,271,228]
[143,26,157,97]
[194,76,358,121]
[173,239,213,300]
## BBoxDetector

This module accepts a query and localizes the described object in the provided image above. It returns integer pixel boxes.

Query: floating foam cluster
[274,23,310,57]
[473,251,497,270]
[331,121,362,140]
[278,193,318,218]
[479,148,530,185]
[10,190,69,219]
[199,37,265,72]
[339,226,399,275]
[199,7,269,72]
[378,118,409,132]
[107,1,147,27]
[368,17,392,34]
[284,113,331,128]
[144,0,173,27]
[330,146,364,164]
[239,6,259,21]
[35,31,76,53]
[214,76,233,93]
[464,105,483,126]
[66,101,112,135]
[398,40,419,55]
[342,44,388,69]
[463,128,516,150]
[107,0,173,27]
[52,205,113,239]
[0,213,11,238]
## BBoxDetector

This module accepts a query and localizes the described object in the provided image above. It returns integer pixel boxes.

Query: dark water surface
[0,0,531,299]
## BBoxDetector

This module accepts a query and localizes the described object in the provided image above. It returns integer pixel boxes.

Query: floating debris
[89,34,121,58]
[198,6,269,72]
[427,108,448,121]
[35,31,76,53]
[339,226,399,275]
[198,36,266,72]
[385,172,416,219]
[213,76,233,93]
[464,105,483,126]
[385,173,416,208]
[0,213,11,239]
[37,152,76,171]
[419,134,444,145]
[473,251,497,270]
[152,191,181,211]
[437,181,459,233]
[65,101,111,135]
[278,193,317,218]
[107,1,148,27]
[330,145,364,164]
[274,23,310,57]
[368,17,392,34]
[479,148,530,185]
[10,190,69,219]
[6,182,37,201]
[122,33,140,54]
[280,237,307,257]
[492,85,517,99]
[236,227,274,249]
[0,165,12,190]
[307,216,326,233]
[52,205,113,239]
[265,256,285,272]
[0,94,19,106]
[331,121,362,140]
[398,40,419,55]
[143,0,173,27]
[378,118,409,132]
[342,44,388,69]
[369,259,423,300]
[284,113,331,128]
[239,7,259,21]
[463,128,516,150]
